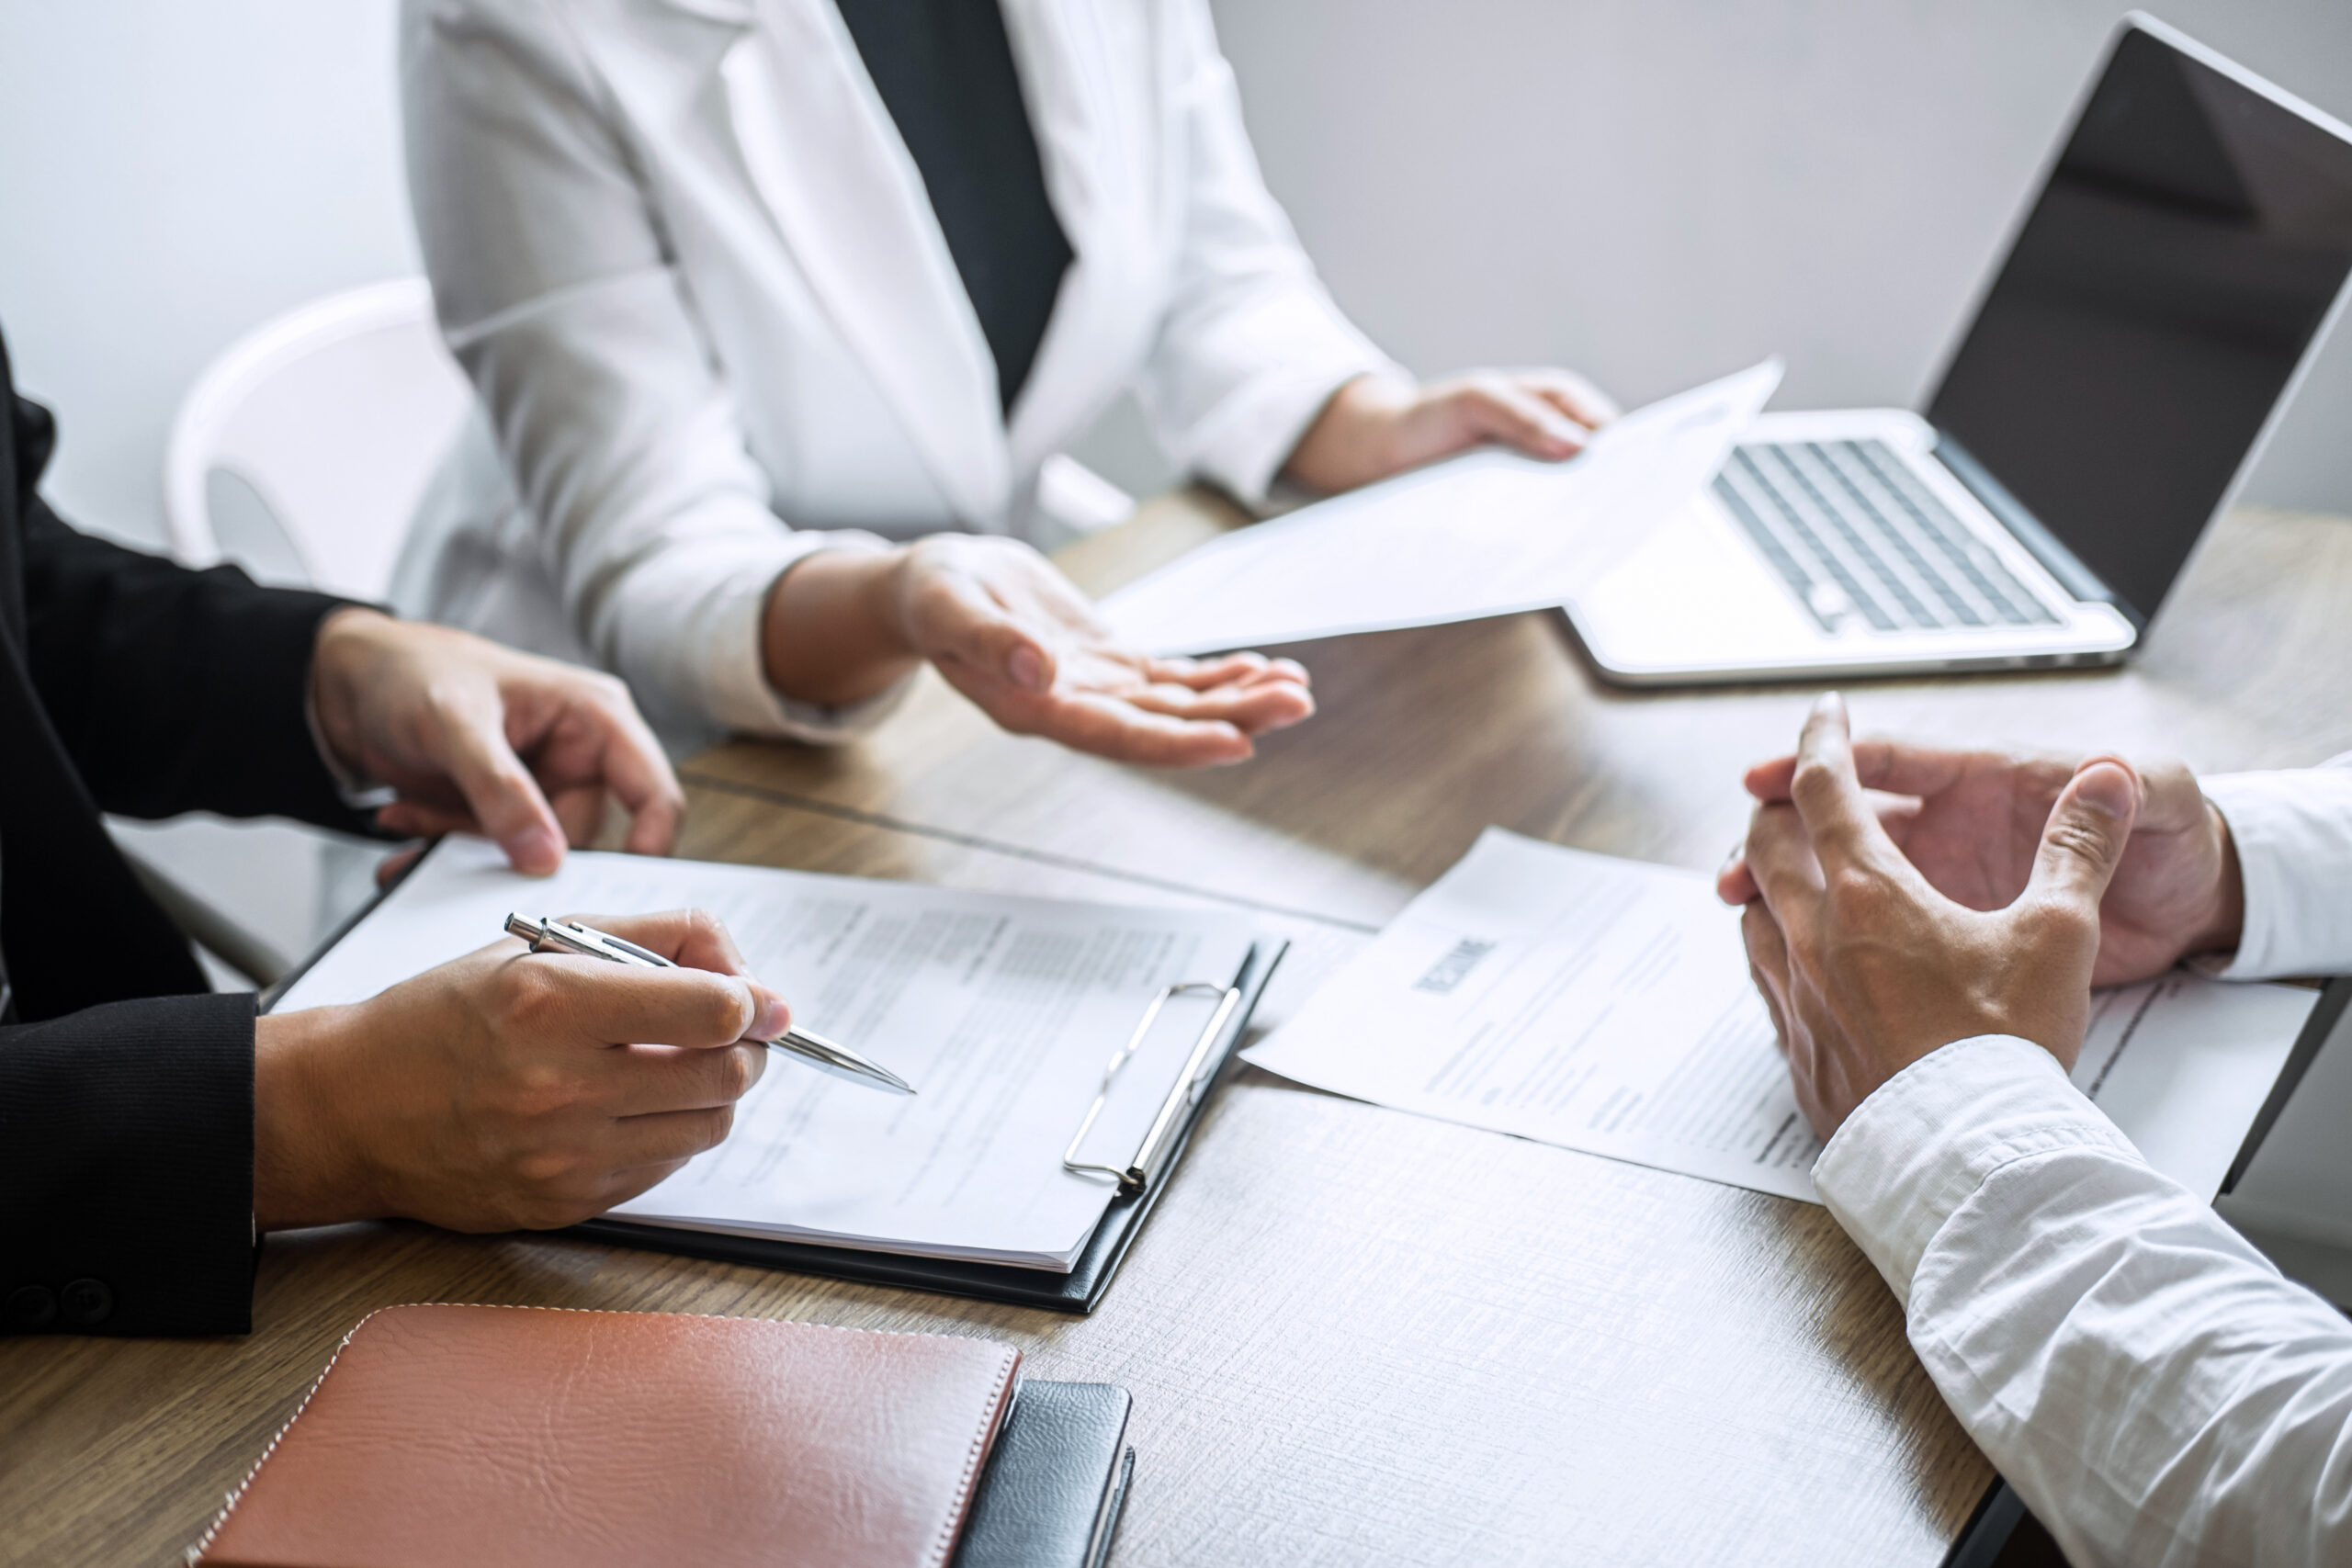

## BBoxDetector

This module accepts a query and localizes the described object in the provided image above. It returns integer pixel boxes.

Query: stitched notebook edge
[185,1303,1024,1566]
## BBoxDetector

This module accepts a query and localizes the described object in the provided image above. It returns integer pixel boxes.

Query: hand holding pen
[254,909,786,1235]
[506,915,916,1094]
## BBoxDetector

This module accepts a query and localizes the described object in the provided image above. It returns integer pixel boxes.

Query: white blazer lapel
[720,0,1011,523]
[996,0,1162,461]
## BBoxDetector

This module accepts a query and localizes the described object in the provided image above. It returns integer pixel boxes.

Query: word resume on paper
[273,838,1257,1269]
[1245,829,2316,1203]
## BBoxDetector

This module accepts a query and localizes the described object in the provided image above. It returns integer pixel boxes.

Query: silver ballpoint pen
[503,913,917,1095]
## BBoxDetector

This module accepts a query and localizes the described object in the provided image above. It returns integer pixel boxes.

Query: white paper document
[1245,829,2317,1203]
[276,838,1258,1270]
[1102,360,1781,656]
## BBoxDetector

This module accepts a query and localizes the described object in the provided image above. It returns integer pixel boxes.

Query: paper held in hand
[1244,828,2319,1204]
[1101,360,1782,656]
[274,838,1258,1270]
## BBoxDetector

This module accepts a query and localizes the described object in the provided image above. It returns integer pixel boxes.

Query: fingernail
[753,994,792,1041]
[507,826,563,874]
[1007,646,1048,693]
[2075,761,2138,819]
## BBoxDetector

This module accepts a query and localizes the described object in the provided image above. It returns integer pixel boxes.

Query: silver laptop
[1570,14,2352,685]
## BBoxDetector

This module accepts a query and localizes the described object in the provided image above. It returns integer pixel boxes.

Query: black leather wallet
[953,1382,1135,1568]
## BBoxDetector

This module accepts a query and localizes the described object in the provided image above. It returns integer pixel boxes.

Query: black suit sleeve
[17,491,372,829]
[0,995,259,1336]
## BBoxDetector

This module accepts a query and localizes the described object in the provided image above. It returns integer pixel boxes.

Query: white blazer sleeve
[1816,1036,2352,1568]
[1131,0,1401,508]
[401,0,904,741]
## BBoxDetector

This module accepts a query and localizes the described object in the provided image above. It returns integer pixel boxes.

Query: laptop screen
[1927,24,2352,625]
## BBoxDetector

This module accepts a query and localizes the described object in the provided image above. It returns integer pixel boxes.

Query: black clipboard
[2219,974,2352,1196]
[258,841,431,1013]
[571,938,1284,1314]
[264,846,1284,1316]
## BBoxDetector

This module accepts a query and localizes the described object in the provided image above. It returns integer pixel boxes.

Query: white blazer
[395,0,1394,742]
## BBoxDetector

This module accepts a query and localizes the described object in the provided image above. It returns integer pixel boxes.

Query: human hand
[1279,367,1621,495]
[252,909,780,1232]
[1718,735,2243,986]
[891,534,1315,767]
[310,608,684,874]
[1732,694,2143,1139]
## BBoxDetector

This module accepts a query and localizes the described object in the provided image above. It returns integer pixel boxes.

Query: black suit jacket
[0,323,370,1337]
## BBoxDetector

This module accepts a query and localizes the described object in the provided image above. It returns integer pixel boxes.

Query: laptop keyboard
[1712,440,2059,632]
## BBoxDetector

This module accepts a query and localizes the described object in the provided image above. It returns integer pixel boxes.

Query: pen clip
[504,913,674,969]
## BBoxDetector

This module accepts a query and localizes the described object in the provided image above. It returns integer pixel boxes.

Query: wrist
[254,1006,376,1230]
[759,546,922,707]
[308,606,396,783]
[1281,373,1412,495]
[2187,801,2248,958]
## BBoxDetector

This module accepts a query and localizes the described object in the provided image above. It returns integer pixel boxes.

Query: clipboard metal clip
[1062,980,1243,1199]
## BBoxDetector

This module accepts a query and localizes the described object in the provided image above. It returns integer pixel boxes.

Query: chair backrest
[162,277,474,600]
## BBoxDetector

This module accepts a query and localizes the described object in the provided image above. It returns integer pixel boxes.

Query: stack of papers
[1101,360,1781,655]
[1246,829,2317,1203]
[275,839,1257,1270]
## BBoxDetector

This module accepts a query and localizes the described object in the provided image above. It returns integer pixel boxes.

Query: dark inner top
[832,0,1075,416]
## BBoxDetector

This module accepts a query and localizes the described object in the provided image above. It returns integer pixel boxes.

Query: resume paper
[1101,360,1781,656]
[276,838,1257,1269]
[1244,829,2315,1203]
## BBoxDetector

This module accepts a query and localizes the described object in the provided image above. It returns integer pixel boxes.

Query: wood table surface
[8,490,2352,1568]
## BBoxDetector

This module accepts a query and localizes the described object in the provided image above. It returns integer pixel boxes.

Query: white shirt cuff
[1186,354,1400,509]
[606,531,914,745]
[1813,1035,2143,1307]
[2199,768,2352,980]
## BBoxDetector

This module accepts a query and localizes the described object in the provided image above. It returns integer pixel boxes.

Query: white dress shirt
[1814,761,2352,1567]
[393,0,1395,746]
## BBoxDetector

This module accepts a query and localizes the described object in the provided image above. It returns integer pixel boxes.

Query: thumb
[933,574,1055,694]
[2023,758,2141,915]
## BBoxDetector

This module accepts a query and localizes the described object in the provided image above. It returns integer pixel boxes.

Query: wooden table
[9,491,2352,1567]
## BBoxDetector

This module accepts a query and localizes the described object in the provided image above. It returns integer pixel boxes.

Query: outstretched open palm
[898,535,1315,768]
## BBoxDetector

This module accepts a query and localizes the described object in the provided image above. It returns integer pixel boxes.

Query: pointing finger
[1785,694,1900,877]
[578,681,686,857]
[430,688,567,874]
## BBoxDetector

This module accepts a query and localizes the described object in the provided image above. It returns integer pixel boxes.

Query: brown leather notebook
[192,1304,1022,1568]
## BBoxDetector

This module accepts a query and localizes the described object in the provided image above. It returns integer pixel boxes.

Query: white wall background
[4,1,2348,549]
[0,1,416,551]
[1201,0,2352,513]
[2,0,2349,961]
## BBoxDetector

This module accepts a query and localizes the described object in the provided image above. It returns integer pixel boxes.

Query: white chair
[163,276,473,600]
[139,279,475,987]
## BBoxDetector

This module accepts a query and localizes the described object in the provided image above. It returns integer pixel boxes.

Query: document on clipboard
[272,838,1263,1274]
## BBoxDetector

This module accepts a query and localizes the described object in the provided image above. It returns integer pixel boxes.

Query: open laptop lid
[1924,14,2352,630]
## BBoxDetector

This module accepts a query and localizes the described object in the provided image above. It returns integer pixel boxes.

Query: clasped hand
[1719,694,2245,1139]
